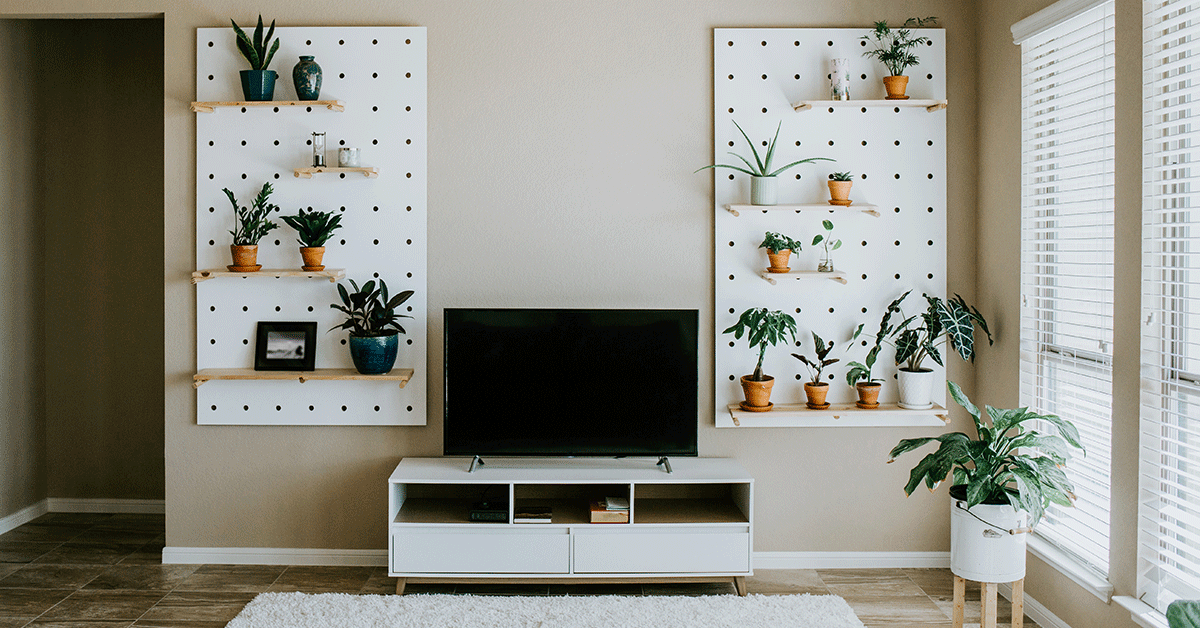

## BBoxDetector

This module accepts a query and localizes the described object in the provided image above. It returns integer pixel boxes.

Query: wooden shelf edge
[723,402,949,428]
[191,268,346,284]
[724,203,879,217]
[760,270,848,285]
[190,100,345,113]
[194,367,414,389]
[294,167,379,179]
[793,99,949,112]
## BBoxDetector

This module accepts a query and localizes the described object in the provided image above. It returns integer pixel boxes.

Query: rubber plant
[723,307,798,410]
[281,208,343,271]
[792,332,838,409]
[224,182,279,270]
[860,17,937,99]
[696,121,833,205]
[760,231,803,273]
[331,278,415,375]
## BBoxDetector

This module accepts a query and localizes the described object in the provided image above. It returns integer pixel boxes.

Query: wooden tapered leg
[952,575,965,628]
[733,576,747,596]
[1011,578,1024,628]
[982,582,998,628]
[395,578,406,595]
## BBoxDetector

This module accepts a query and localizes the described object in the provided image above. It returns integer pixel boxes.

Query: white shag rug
[225,592,865,628]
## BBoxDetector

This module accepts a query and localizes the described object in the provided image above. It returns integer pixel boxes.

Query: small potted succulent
[760,231,803,273]
[792,332,838,409]
[281,208,343,271]
[330,278,414,375]
[723,308,798,411]
[224,183,280,271]
[696,121,833,206]
[231,15,281,101]
[861,17,936,100]
[845,324,883,408]
[828,172,853,206]
[812,220,842,272]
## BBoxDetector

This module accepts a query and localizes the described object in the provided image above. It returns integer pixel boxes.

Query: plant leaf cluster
[722,308,798,381]
[812,220,842,257]
[875,290,992,371]
[330,278,414,337]
[830,172,853,181]
[696,121,833,178]
[759,231,803,253]
[225,183,280,246]
[792,332,839,385]
[845,323,882,385]
[888,381,1084,526]
[281,208,343,248]
[860,17,936,77]
[231,16,280,71]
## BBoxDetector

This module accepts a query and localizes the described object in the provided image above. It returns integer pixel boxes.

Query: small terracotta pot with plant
[793,332,839,410]
[861,17,936,100]
[724,307,798,412]
[760,231,803,273]
[224,182,280,271]
[281,208,343,271]
[828,172,853,206]
[846,323,884,408]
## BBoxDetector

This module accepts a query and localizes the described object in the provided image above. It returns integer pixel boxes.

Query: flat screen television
[443,308,698,457]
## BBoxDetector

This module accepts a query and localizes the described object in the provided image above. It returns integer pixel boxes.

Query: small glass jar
[312,132,326,167]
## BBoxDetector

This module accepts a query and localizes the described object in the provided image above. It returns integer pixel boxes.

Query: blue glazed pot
[349,333,399,375]
[292,55,322,101]
[240,69,277,101]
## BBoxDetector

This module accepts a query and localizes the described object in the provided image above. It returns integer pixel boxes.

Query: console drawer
[573,527,750,574]
[391,528,570,574]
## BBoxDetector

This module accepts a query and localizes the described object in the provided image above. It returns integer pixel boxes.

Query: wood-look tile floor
[0,513,1040,627]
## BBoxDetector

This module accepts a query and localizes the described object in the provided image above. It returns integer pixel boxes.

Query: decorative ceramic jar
[292,56,322,101]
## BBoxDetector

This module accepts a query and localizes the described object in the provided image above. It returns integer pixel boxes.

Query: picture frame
[254,321,317,371]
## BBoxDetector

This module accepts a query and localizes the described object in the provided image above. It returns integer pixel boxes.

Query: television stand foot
[395,578,406,595]
[656,456,673,474]
[733,576,746,596]
[468,456,485,473]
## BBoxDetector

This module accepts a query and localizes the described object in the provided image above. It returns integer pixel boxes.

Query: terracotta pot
[300,246,326,271]
[739,375,775,410]
[765,248,792,273]
[229,244,259,270]
[855,382,882,409]
[804,382,830,409]
[828,180,852,205]
[883,75,910,100]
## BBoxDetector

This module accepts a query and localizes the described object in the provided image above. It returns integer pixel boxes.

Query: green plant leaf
[894,329,920,364]
[732,121,766,175]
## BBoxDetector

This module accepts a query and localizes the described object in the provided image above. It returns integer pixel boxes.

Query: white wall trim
[45,498,165,514]
[1114,596,1170,628]
[163,547,388,566]
[1027,533,1113,602]
[1000,581,1074,628]
[0,499,49,536]
[1011,0,1110,45]
[753,551,950,569]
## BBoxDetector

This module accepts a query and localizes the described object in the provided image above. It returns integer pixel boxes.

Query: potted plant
[330,278,414,375]
[876,290,992,409]
[888,381,1084,582]
[280,208,343,271]
[828,172,853,206]
[696,121,833,206]
[812,220,841,272]
[231,15,281,101]
[723,308,798,411]
[224,183,280,271]
[792,332,838,409]
[760,231,803,273]
[860,17,936,100]
[845,324,883,408]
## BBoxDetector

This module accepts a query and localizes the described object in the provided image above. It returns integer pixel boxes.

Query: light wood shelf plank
[633,498,748,525]
[294,166,379,179]
[194,367,414,389]
[760,269,848,285]
[724,203,880,217]
[190,100,345,113]
[723,402,949,428]
[191,268,345,284]
[793,99,948,112]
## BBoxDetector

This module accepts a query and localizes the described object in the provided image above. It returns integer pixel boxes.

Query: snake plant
[231,15,280,71]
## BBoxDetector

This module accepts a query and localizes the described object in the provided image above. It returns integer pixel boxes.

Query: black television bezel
[442,307,699,458]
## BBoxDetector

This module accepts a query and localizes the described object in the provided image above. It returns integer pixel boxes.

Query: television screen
[443,308,699,457]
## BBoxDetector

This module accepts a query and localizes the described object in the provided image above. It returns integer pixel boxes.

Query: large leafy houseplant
[225,183,280,246]
[723,308,798,382]
[860,17,936,77]
[876,290,992,372]
[331,278,414,338]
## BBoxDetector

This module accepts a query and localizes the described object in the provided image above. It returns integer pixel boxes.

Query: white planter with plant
[224,182,280,271]
[889,381,1084,582]
[759,231,803,273]
[697,121,832,206]
[723,307,797,411]
[792,332,838,409]
[861,17,936,100]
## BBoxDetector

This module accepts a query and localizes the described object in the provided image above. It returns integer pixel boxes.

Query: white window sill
[1114,596,1169,628]
[1027,533,1114,602]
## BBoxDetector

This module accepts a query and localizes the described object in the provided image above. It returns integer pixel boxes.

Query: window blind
[1141,0,1200,611]
[1019,0,1115,577]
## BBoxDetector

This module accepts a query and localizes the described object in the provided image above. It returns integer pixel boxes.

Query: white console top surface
[390,457,752,484]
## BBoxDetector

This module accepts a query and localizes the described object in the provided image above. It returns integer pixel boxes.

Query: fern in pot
[281,208,342,271]
[331,278,414,374]
[224,182,280,271]
[696,121,832,206]
[723,308,798,411]
[889,381,1083,582]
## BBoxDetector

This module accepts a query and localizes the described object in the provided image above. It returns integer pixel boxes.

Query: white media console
[388,457,754,594]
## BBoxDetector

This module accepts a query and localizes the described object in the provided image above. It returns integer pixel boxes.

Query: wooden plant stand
[953,575,1024,628]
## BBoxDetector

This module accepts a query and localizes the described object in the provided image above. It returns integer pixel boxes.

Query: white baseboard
[163,547,387,566]
[46,498,165,514]
[0,500,50,535]
[1000,581,1072,628]
[752,551,951,569]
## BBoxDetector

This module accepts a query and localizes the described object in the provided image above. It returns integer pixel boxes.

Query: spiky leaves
[280,208,344,248]
[830,171,853,181]
[225,182,280,245]
[696,121,834,178]
[860,17,936,76]
[722,308,798,381]
[330,278,414,337]
[792,331,839,385]
[231,15,280,71]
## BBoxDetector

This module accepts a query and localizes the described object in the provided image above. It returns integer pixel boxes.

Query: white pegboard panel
[713,28,946,427]
[195,27,427,426]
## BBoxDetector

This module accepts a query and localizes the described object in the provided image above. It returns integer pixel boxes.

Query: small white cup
[338,147,360,167]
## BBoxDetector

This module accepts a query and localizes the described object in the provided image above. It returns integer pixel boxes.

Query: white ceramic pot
[750,176,777,206]
[950,487,1029,582]
[897,368,934,409]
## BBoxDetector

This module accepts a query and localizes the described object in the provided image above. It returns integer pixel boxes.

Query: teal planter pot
[349,333,399,375]
[292,56,322,100]
[240,69,277,101]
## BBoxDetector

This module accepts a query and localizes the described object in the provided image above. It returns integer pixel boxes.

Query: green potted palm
[224,183,280,271]
[845,324,883,408]
[861,17,936,100]
[696,121,833,206]
[828,171,853,206]
[723,308,798,411]
[330,278,414,375]
[889,381,1084,582]
[231,15,281,101]
[792,332,838,409]
[760,231,803,273]
[280,208,343,271]
[812,220,841,272]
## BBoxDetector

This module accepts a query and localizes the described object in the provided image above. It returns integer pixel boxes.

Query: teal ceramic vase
[240,70,277,101]
[292,56,322,101]
[349,333,399,375]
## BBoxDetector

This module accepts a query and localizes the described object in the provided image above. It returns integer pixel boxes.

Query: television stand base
[657,456,673,473]
[467,455,485,473]
[395,575,747,596]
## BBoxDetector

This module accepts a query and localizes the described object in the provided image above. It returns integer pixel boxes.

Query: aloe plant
[861,17,937,77]
[888,381,1084,526]
[876,290,993,371]
[759,231,803,253]
[231,15,280,71]
[225,183,280,245]
[723,308,798,381]
[281,208,343,248]
[330,278,414,337]
[830,171,853,181]
[696,121,832,178]
[792,332,839,385]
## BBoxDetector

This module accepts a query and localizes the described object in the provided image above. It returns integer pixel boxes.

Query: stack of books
[513,505,553,524]
[590,496,630,523]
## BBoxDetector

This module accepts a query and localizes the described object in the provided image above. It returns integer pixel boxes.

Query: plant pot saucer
[806,402,831,410]
[898,401,933,410]
[828,199,852,206]
[301,265,326,271]
[739,401,773,412]
[885,95,911,100]
[765,267,791,274]
[227,264,262,272]
[856,401,880,409]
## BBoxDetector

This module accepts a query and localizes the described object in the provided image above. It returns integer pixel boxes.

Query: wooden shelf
[191,268,345,284]
[194,367,414,389]
[723,402,949,428]
[793,99,948,113]
[724,203,880,218]
[294,167,378,179]
[760,269,847,285]
[633,498,748,525]
[190,100,345,113]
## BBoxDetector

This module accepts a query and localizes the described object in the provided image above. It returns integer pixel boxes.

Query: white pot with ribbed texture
[750,176,777,206]
[896,368,934,409]
[950,486,1029,582]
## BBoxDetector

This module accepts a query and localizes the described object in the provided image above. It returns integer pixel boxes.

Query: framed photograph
[254,322,317,371]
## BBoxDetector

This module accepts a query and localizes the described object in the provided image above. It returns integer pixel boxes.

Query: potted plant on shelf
[845,324,883,408]
[224,182,280,271]
[330,278,414,375]
[888,381,1084,583]
[828,172,853,206]
[812,219,841,272]
[280,208,343,271]
[860,17,936,100]
[792,332,838,409]
[876,290,992,409]
[723,307,798,412]
[760,231,803,273]
[696,121,833,206]
[231,15,281,101]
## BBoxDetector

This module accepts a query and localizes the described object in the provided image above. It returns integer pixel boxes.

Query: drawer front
[392,528,570,574]
[573,527,750,574]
